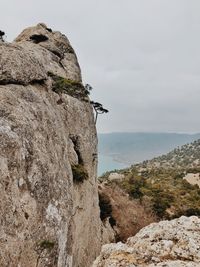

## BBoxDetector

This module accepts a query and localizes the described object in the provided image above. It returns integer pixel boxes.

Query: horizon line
[98,131,200,135]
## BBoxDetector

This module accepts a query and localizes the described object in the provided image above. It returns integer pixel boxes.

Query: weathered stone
[108,172,125,181]
[93,216,200,267]
[0,42,47,85]
[15,23,82,82]
[0,24,106,267]
[0,24,82,86]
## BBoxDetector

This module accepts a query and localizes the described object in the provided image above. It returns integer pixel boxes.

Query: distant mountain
[98,132,200,164]
[138,138,200,170]
[100,137,200,220]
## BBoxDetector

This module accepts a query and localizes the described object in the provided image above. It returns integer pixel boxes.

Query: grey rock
[0,24,110,267]
[15,23,82,82]
[93,216,200,267]
[0,42,47,85]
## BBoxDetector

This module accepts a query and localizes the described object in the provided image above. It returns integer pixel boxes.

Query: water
[98,154,128,176]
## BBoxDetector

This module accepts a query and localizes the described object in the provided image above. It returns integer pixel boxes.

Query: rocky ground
[93,216,200,267]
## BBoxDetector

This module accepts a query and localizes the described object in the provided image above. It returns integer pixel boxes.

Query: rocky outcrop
[0,23,81,86]
[93,216,200,267]
[0,23,107,267]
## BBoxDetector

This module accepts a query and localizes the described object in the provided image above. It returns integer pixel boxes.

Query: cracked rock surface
[0,23,81,85]
[93,216,200,267]
[0,23,111,267]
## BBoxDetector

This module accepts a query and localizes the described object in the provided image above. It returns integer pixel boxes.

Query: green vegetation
[39,240,55,250]
[119,167,200,218]
[141,139,200,170]
[100,139,200,219]
[30,34,48,44]
[48,72,90,101]
[98,192,112,221]
[0,30,5,42]
[72,164,88,183]
[90,101,109,124]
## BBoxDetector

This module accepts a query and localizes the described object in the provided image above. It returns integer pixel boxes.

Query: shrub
[48,72,89,100]
[0,30,5,42]
[30,34,49,44]
[39,240,55,250]
[124,175,146,199]
[72,164,88,183]
[98,192,113,221]
[152,197,171,217]
[173,208,200,218]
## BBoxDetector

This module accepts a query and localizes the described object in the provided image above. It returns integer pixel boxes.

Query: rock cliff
[93,216,200,267]
[0,23,109,267]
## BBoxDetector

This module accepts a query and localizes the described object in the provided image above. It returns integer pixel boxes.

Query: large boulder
[93,216,200,267]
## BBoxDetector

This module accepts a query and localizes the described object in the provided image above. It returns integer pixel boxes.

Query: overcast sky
[1,0,200,133]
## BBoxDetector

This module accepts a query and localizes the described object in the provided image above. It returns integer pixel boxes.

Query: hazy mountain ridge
[100,138,200,223]
[137,139,200,170]
[98,132,200,164]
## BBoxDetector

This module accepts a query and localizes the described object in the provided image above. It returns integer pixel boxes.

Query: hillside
[137,139,200,170]
[98,132,200,165]
[100,139,200,224]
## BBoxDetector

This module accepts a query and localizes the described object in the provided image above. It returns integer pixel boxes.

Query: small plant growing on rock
[48,72,90,101]
[49,74,109,122]
[72,164,88,183]
[98,192,113,221]
[39,240,55,250]
[30,34,49,44]
[90,101,109,124]
[0,30,5,42]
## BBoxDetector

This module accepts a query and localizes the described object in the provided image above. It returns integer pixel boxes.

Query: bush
[48,72,89,100]
[0,30,5,42]
[98,192,113,221]
[39,240,55,250]
[152,197,171,217]
[173,208,200,218]
[30,34,49,44]
[125,175,146,199]
[72,164,88,183]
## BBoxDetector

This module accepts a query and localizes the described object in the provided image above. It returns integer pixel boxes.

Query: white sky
[1,0,200,133]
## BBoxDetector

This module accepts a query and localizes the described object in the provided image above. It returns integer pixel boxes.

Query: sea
[98,154,128,176]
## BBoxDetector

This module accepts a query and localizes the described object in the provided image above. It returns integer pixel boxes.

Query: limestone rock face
[0,42,47,84]
[0,23,81,86]
[93,216,200,267]
[15,23,82,82]
[0,24,103,267]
